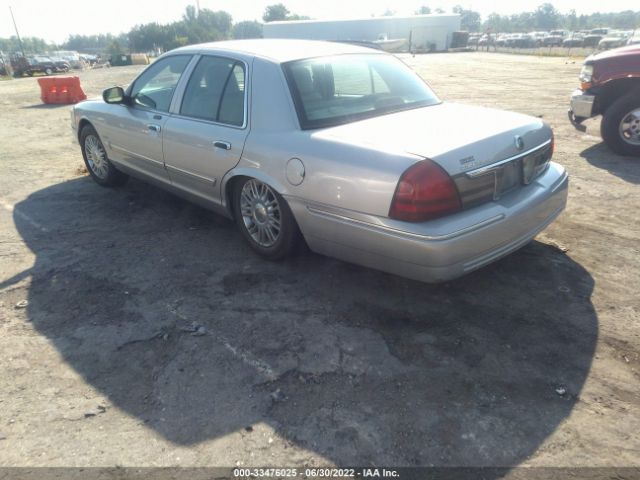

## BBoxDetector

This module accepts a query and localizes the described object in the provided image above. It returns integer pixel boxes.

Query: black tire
[232,177,300,260]
[44,67,53,75]
[80,125,128,187]
[601,92,640,157]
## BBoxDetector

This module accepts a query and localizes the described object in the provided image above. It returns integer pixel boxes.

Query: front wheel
[601,93,640,157]
[80,125,128,187]
[44,67,53,75]
[232,177,300,260]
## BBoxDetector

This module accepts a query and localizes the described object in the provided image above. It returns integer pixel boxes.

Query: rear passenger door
[163,55,249,204]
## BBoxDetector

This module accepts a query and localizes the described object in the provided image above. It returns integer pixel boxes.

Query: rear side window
[180,56,246,127]
[284,54,440,129]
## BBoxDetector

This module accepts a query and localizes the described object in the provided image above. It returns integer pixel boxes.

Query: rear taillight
[389,159,462,222]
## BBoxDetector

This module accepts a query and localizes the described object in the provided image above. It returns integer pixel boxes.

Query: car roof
[169,39,386,63]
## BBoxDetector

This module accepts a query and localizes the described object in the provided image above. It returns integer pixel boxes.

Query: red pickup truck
[569,44,640,156]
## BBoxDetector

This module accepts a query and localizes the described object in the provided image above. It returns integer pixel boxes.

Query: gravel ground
[0,53,638,474]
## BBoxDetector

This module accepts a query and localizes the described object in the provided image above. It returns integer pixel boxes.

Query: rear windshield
[283,54,440,129]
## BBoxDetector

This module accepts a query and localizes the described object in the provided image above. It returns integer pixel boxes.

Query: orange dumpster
[38,76,87,104]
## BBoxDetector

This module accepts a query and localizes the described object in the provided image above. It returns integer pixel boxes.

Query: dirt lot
[0,53,639,474]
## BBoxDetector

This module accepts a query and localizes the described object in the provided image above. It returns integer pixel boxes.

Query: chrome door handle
[147,124,161,133]
[213,140,231,150]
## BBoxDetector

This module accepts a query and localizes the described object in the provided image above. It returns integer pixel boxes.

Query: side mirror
[103,86,126,104]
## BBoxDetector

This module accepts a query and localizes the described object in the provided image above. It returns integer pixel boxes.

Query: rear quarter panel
[224,57,420,218]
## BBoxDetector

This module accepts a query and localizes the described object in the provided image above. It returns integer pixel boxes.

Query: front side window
[284,54,440,129]
[130,55,191,112]
[180,56,246,127]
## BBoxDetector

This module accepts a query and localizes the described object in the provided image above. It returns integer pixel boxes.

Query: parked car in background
[468,34,481,46]
[543,30,567,47]
[583,34,604,48]
[477,34,492,47]
[530,31,548,46]
[598,31,630,50]
[48,56,71,72]
[79,54,98,66]
[563,33,585,48]
[11,56,61,76]
[628,33,640,45]
[569,44,640,156]
[510,34,537,48]
[494,34,509,47]
[33,55,70,73]
[51,50,82,68]
[71,39,567,283]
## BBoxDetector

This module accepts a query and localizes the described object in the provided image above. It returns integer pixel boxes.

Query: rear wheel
[601,93,640,157]
[80,125,128,187]
[44,67,53,75]
[232,177,300,260]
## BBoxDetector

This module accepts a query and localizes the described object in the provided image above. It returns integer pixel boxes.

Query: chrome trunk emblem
[514,135,525,151]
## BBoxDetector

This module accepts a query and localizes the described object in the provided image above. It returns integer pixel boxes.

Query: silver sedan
[71,39,568,282]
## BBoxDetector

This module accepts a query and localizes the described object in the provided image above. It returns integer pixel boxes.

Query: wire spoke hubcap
[619,108,640,146]
[84,135,109,179]
[240,179,281,248]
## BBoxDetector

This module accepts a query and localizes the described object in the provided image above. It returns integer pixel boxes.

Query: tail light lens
[389,159,462,222]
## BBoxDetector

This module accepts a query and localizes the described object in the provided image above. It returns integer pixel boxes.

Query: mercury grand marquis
[71,39,568,282]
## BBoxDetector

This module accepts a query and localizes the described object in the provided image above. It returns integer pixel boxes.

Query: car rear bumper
[288,162,568,283]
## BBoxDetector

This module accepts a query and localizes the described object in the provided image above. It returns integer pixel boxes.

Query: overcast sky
[0,0,635,43]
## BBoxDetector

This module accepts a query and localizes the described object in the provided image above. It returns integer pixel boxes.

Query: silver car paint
[72,40,567,282]
[289,163,567,282]
[317,102,551,176]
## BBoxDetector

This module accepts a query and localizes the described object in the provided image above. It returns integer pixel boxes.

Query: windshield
[283,54,440,129]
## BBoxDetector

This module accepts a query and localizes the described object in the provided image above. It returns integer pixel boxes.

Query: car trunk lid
[319,102,553,210]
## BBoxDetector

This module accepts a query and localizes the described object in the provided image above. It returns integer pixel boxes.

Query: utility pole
[196,0,200,14]
[9,6,26,57]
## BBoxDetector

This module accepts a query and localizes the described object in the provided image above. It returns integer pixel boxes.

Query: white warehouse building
[263,14,461,52]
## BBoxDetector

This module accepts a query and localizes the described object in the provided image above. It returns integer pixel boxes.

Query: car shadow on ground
[11,176,597,468]
[581,143,640,184]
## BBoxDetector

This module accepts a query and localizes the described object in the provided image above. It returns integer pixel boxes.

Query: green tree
[263,4,289,22]
[612,10,638,29]
[129,23,172,52]
[183,5,198,23]
[198,9,233,39]
[534,3,560,30]
[233,21,263,39]
[0,36,56,54]
[566,9,578,31]
[481,8,640,33]
[415,6,431,14]
[453,5,481,32]
[64,34,114,51]
[107,40,124,57]
[484,13,503,32]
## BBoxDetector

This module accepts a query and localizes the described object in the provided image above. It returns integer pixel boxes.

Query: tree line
[481,4,640,33]
[1,3,638,56]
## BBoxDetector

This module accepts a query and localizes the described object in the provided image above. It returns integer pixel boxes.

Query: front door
[162,55,249,204]
[100,55,192,184]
